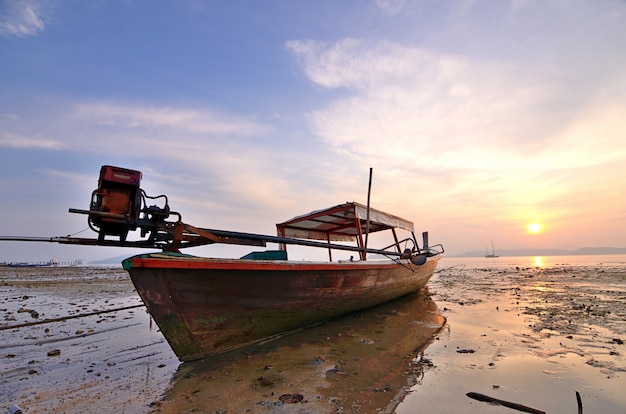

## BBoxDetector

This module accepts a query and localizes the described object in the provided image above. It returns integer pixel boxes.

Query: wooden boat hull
[123,253,441,361]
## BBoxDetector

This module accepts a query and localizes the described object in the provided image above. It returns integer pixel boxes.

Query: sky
[1,0,625,263]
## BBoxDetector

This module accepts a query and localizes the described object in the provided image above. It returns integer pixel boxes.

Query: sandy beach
[1,257,625,413]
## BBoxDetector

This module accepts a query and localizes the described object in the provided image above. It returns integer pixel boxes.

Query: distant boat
[485,242,499,258]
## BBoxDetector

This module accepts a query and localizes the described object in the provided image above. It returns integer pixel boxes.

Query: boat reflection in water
[157,288,445,413]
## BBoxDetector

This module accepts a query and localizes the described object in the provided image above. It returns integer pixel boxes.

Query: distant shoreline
[449,247,626,258]
[5,248,626,265]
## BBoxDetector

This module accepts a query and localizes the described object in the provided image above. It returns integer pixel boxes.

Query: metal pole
[0,230,409,257]
[364,168,373,259]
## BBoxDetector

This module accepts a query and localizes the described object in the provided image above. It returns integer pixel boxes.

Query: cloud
[0,1,46,37]
[71,102,271,138]
[374,0,406,16]
[0,100,308,220]
[2,100,275,164]
[288,38,438,89]
[287,34,626,174]
[0,131,65,149]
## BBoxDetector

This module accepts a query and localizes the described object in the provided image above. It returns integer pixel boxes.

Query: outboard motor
[89,165,142,242]
[69,165,175,245]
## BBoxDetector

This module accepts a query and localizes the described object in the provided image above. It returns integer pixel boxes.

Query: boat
[123,202,443,360]
[0,166,444,361]
[485,242,499,258]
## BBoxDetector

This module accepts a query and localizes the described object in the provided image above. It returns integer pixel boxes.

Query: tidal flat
[1,259,625,413]
[399,262,626,413]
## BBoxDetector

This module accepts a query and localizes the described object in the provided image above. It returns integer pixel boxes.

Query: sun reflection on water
[534,257,543,267]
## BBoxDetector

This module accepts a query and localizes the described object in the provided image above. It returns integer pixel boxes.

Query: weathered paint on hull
[125,254,441,361]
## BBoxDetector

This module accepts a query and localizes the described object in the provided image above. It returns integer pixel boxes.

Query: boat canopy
[276,202,414,242]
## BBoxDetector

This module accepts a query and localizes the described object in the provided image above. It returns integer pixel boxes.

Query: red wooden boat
[1,166,444,361]
[123,202,443,360]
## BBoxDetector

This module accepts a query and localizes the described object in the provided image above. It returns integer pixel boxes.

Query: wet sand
[1,267,178,413]
[2,261,625,413]
[398,263,626,413]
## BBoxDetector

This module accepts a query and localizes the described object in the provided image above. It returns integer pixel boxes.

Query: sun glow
[528,223,542,234]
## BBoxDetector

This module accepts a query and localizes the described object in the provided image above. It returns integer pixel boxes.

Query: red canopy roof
[276,202,414,241]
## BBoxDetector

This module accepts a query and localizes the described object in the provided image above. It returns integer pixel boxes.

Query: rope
[65,227,91,237]
[0,304,145,331]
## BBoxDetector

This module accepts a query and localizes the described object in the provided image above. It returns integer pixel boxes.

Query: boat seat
[240,250,288,260]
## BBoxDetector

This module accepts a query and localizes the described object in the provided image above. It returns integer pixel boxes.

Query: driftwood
[466,392,546,414]
[576,391,583,414]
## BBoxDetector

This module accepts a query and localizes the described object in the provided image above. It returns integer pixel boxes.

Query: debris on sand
[278,393,304,403]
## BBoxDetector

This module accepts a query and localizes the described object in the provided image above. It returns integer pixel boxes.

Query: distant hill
[453,247,626,258]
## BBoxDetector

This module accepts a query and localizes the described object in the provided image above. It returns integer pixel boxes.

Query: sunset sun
[528,223,542,234]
